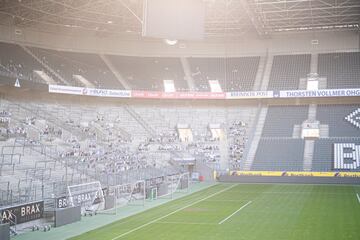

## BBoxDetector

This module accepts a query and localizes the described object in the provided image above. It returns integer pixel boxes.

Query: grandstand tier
[3,42,359,92]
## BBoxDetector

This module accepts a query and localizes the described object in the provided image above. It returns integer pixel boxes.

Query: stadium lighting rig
[163,39,178,46]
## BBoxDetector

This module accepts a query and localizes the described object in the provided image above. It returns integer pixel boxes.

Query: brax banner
[0,201,44,225]
[56,196,69,209]
[57,188,108,209]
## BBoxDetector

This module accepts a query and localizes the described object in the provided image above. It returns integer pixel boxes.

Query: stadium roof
[0,0,359,39]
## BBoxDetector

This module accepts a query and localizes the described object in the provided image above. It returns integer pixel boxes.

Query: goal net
[170,172,190,194]
[158,172,190,199]
[67,181,105,214]
[104,180,146,214]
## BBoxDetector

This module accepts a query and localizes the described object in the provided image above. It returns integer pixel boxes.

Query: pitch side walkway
[14,182,215,240]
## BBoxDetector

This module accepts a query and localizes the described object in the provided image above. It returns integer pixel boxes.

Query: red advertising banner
[131,91,226,99]
[131,91,162,98]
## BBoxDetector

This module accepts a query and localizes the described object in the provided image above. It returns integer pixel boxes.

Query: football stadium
[0,0,360,239]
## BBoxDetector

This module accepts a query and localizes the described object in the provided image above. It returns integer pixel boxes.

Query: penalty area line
[218,201,252,225]
[357,193,360,204]
[110,184,237,240]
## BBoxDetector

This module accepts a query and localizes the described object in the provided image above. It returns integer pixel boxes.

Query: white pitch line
[218,201,252,225]
[205,199,245,202]
[156,221,216,226]
[357,193,360,204]
[111,184,237,240]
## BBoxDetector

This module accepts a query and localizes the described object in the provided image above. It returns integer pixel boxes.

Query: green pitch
[70,183,360,240]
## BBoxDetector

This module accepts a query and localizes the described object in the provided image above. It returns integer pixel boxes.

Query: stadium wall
[0,25,358,56]
[54,206,81,227]
[0,224,10,240]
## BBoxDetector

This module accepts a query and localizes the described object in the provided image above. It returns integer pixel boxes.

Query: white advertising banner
[280,88,360,98]
[226,91,274,99]
[49,85,131,98]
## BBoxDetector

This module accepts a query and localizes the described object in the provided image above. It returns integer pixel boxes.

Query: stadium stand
[1,42,360,179]
[318,52,360,89]
[3,41,360,93]
[312,138,360,172]
[0,42,43,83]
[30,47,123,89]
[316,104,360,137]
[1,41,264,92]
[252,103,360,172]
[0,99,183,207]
[252,138,305,171]
[107,55,187,91]
[0,96,259,207]
[188,56,260,91]
[251,105,309,171]
[267,54,311,90]
[261,106,309,137]
[5,97,360,190]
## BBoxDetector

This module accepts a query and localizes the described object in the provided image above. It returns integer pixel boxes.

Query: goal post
[67,181,105,214]
[158,172,190,199]
[170,172,190,194]
[104,180,146,215]
[149,187,158,201]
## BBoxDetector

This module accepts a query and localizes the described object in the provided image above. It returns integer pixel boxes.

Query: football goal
[159,172,190,199]
[104,180,146,215]
[67,181,105,215]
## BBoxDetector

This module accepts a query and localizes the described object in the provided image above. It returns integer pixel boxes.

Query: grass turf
[70,183,360,240]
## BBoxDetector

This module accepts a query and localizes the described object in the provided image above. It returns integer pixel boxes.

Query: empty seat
[188,56,260,91]
[317,104,360,137]
[107,55,187,91]
[318,52,360,89]
[262,106,308,137]
[30,47,123,89]
[312,138,360,171]
[267,54,311,90]
[253,139,305,171]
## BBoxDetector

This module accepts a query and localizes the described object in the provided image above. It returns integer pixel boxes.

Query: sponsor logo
[231,171,360,177]
[0,201,44,225]
[89,89,108,96]
[64,188,107,208]
[56,197,68,209]
[227,91,273,99]
[280,88,360,98]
